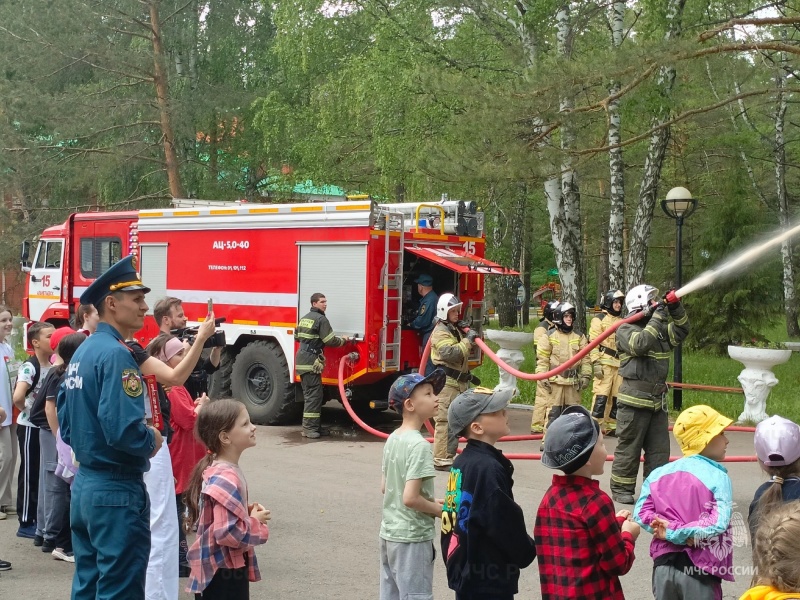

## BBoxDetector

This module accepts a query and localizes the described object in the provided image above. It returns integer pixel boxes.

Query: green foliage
[683,178,783,354]
[0,0,798,341]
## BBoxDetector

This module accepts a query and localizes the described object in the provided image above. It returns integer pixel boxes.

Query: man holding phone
[153,297,221,399]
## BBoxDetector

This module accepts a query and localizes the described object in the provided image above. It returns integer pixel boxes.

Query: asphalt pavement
[0,402,761,599]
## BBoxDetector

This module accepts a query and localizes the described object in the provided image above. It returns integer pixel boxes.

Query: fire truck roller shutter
[139,244,168,312]
[297,243,367,336]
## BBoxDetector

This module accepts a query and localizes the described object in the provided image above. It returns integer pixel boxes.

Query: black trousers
[51,482,72,551]
[16,425,40,527]
[196,557,249,600]
[177,494,189,567]
[300,372,324,432]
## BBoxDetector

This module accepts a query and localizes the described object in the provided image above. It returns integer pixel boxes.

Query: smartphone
[207,298,213,315]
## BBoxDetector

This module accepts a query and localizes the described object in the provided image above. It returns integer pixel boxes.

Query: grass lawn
[475,318,800,424]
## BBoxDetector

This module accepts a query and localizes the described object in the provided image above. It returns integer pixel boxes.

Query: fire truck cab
[22,198,517,424]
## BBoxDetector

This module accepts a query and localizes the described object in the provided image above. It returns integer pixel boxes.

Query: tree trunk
[607,0,625,290]
[521,203,533,326]
[189,0,199,91]
[553,3,586,331]
[489,199,518,328]
[705,62,770,209]
[599,225,609,301]
[774,44,800,336]
[625,0,686,288]
[209,113,219,182]
[149,0,184,199]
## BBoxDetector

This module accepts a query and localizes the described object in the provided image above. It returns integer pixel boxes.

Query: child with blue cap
[379,368,446,600]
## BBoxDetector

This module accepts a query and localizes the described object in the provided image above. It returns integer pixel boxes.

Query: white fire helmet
[625,284,659,314]
[437,293,463,321]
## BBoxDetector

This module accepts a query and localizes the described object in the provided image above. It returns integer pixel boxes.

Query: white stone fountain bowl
[484,329,535,351]
[728,345,791,371]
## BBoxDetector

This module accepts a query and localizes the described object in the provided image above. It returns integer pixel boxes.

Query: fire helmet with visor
[436,293,463,321]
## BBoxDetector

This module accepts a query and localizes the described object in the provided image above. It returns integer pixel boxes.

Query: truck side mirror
[20,241,31,272]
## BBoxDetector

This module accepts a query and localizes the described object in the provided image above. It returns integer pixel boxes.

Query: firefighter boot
[591,395,608,420]
[540,405,565,452]
[301,421,330,439]
[605,397,618,437]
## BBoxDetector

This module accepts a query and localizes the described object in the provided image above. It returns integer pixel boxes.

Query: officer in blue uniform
[407,273,438,374]
[57,255,162,600]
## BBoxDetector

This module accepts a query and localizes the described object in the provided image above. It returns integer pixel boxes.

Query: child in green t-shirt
[380,369,447,600]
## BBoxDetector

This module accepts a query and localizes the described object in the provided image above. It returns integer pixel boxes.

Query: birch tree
[773,39,800,336]
[625,0,687,288]
[548,2,587,330]
[607,0,626,291]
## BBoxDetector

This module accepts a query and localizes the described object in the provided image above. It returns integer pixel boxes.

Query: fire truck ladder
[379,211,405,372]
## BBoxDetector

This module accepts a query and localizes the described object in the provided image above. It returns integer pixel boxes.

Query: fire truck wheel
[230,340,299,425]
[208,348,235,400]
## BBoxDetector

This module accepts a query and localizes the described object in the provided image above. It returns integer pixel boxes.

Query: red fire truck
[21,198,516,424]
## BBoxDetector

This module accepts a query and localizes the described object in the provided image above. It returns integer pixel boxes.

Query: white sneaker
[52,548,75,563]
[0,510,6,520]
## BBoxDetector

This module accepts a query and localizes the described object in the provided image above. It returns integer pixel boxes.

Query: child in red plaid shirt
[184,399,271,599]
[535,405,640,600]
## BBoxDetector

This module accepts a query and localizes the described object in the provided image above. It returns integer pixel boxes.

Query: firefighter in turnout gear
[530,300,560,434]
[610,285,689,504]
[589,290,625,436]
[430,293,477,470]
[295,293,349,438]
[535,302,592,448]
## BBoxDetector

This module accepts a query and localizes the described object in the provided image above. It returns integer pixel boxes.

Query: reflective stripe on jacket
[616,303,689,409]
[589,313,621,368]
[294,307,345,373]
[431,321,471,387]
[535,328,590,385]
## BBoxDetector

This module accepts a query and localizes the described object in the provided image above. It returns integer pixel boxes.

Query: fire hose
[337,303,757,462]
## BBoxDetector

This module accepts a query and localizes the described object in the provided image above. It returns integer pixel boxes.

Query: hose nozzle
[664,289,680,305]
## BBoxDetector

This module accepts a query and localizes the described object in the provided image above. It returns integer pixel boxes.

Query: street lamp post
[661,186,697,411]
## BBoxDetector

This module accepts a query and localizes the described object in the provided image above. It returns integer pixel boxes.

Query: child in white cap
[634,405,734,600]
[748,415,800,540]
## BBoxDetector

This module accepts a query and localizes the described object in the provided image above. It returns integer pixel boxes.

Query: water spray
[334,222,800,463]
[676,220,800,297]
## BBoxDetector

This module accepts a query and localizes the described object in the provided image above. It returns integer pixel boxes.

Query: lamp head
[662,186,697,220]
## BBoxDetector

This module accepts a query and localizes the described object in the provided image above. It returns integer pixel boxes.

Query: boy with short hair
[380,369,447,600]
[441,387,536,600]
[634,405,735,600]
[12,321,54,541]
[535,405,640,600]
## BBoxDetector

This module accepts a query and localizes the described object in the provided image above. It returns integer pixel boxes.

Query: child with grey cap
[441,387,536,600]
[535,405,639,600]
[379,369,447,600]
